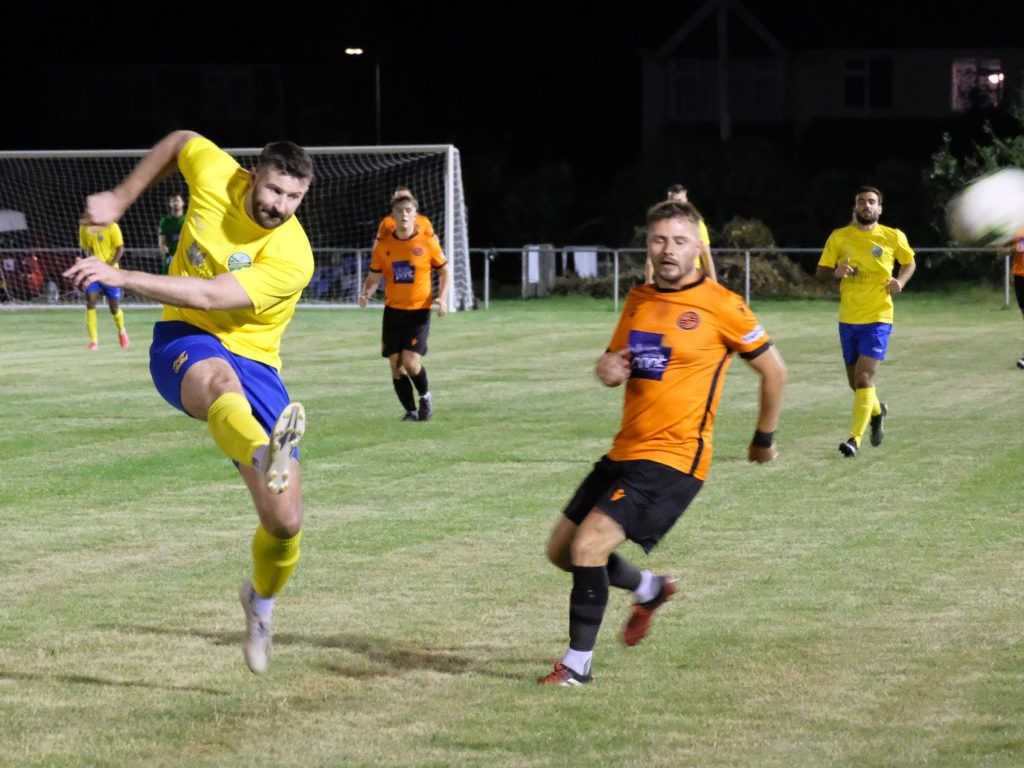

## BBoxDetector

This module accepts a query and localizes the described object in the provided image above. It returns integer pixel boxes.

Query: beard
[253,205,288,229]
[854,210,879,225]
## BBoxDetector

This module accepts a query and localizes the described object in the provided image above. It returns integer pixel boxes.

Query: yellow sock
[871,392,882,417]
[112,308,126,332]
[252,524,301,597]
[850,386,875,443]
[86,308,98,343]
[206,392,268,466]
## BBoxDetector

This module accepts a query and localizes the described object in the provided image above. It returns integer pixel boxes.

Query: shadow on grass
[0,668,228,695]
[102,624,528,681]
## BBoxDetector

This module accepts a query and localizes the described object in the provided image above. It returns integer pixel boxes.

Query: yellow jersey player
[65,131,314,674]
[78,222,128,350]
[539,200,785,685]
[360,192,449,421]
[817,186,916,457]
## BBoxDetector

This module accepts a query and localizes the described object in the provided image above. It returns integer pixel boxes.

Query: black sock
[569,565,609,652]
[392,376,416,412]
[606,552,642,592]
[409,367,429,396]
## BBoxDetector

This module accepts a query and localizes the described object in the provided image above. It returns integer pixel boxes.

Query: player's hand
[748,442,778,463]
[358,292,368,309]
[80,190,126,227]
[835,258,856,278]
[595,348,631,387]
[436,299,447,317]
[63,256,124,289]
[887,277,904,294]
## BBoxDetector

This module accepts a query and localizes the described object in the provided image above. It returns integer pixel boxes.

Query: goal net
[0,144,473,310]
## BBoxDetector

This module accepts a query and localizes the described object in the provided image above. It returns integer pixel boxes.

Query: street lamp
[345,47,381,145]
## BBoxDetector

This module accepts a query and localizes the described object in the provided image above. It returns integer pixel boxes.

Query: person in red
[376,186,435,242]
[360,192,449,421]
[538,200,787,686]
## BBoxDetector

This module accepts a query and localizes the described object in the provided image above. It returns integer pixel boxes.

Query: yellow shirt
[818,223,914,324]
[164,137,314,370]
[79,223,123,265]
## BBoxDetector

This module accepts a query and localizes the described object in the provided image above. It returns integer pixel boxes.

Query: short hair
[855,185,883,204]
[391,186,412,200]
[665,183,687,197]
[392,192,419,211]
[168,192,184,202]
[646,200,702,228]
[257,141,314,182]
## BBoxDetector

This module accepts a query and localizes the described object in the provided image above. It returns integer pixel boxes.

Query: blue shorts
[86,281,122,301]
[149,321,298,459]
[839,322,892,366]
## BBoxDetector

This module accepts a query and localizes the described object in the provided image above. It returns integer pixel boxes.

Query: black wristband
[752,430,775,448]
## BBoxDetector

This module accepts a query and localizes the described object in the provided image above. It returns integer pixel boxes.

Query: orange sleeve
[718,297,770,356]
[370,240,386,273]
[429,238,446,268]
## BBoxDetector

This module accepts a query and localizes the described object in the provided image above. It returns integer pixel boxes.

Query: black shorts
[1014,275,1024,312]
[382,306,431,358]
[562,455,703,553]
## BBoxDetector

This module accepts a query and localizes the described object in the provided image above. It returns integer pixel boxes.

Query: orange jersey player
[538,199,786,686]
[376,185,435,242]
[360,192,450,422]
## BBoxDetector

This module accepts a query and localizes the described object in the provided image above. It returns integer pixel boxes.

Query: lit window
[952,58,1004,111]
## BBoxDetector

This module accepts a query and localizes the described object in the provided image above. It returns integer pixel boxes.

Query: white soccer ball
[946,168,1024,246]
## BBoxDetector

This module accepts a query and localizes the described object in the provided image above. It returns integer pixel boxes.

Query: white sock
[634,570,659,603]
[561,648,593,676]
[249,588,275,619]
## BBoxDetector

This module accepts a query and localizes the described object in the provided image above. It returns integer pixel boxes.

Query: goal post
[0,143,473,310]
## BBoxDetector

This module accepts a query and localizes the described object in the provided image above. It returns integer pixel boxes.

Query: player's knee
[260,501,303,539]
[570,533,610,567]
[402,354,421,375]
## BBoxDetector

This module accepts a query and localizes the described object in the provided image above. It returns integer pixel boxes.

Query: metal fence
[1,245,1010,310]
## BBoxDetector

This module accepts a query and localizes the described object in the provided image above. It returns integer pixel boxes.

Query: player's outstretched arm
[745,345,786,463]
[595,348,631,387]
[63,258,252,311]
[81,130,200,227]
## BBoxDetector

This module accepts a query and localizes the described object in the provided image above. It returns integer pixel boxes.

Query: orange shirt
[370,230,447,310]
[1012,231,1024,276]
[607,279,771,480]
[377,214,435,241]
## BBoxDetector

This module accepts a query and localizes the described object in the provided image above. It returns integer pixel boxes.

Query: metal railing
[2,245,1009,309]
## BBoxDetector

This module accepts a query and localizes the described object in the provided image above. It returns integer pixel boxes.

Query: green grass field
[2,292,1023,767]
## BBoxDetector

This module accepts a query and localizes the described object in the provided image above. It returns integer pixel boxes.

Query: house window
[844,58,893,109]
[952,58,1004,111]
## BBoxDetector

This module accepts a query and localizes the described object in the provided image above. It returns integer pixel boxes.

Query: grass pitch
[1,292,1023,767]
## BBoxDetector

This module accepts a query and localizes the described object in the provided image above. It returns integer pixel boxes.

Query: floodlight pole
[345,47,382,145]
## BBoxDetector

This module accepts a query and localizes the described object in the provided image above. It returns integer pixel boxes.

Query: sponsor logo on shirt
[742,325,766,344]
[628,330,671,381]
[227,252,253,271]
[677,310,701,330]
[393,261,415,284]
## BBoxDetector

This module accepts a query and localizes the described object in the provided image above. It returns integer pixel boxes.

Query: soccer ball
[946,168,1024,246]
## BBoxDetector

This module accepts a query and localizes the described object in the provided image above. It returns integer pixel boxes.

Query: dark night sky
[6,0,1017,152]
[2,1,1020,245]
